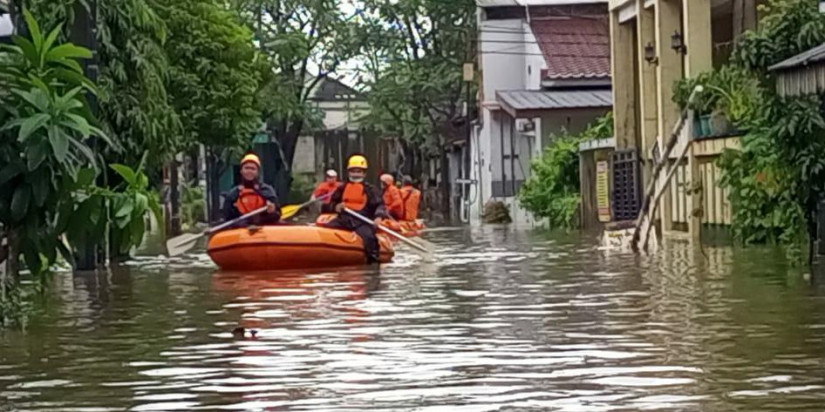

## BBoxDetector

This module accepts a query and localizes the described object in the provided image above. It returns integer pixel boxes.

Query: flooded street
[3,227,825,411]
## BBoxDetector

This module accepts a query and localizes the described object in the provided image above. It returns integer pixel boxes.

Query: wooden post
[610,11,638,151]
[687,119,702,241]
[683,0,713,76]
[655,0,683,232]
[683,0,712,242]
[733,0,758,37]
[636,1,658,164]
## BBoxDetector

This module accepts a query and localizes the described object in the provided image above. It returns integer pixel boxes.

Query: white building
[291,77,370,175]
[468,0,612,226]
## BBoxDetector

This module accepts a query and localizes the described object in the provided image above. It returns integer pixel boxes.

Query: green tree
[0,11,160,325]
[22,0,183,172]
[231,0,363,192]
[356,0,476,154]
[715,0,825,262]
[154,0,264,220]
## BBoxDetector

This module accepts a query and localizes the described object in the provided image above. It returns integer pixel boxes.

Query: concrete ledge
[579,137,616,152]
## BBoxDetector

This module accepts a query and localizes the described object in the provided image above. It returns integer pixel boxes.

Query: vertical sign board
[597,160,611,222]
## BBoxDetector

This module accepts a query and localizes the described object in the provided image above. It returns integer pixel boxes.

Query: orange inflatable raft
[315,214,426,237]
[207,225,394,271]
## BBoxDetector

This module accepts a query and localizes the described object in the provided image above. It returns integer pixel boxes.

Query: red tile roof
[530,16,611,80]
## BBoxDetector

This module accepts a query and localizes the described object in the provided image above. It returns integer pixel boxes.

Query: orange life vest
[342,182,369,211]
[314,181,340,203]
[400,185,421,221]
[383,185,404,219]
[235,187,267,214]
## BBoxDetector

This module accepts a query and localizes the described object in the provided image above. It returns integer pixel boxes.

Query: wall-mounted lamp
[671,30,687,54]
[644,42,658,64]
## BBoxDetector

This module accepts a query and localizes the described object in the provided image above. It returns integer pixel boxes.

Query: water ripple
[1,228,825,410]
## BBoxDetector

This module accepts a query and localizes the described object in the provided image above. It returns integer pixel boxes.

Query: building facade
[593,0,758,241]
[470,0,613,226]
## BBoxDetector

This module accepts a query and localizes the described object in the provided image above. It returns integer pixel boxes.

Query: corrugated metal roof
[496,89,612,115]
[769,42,825,72]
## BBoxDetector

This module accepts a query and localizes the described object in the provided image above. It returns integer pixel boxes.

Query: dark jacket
[329,181,389,220]
[223,182,281,226]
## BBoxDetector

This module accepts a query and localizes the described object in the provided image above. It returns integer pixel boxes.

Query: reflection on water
[2,227,825,411]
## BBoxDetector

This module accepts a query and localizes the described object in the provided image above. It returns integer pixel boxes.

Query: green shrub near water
[181,184,206,231]
[0,11,161,326]
[519,113,613,229]
[676,0,825,262]
[288,173,317,205]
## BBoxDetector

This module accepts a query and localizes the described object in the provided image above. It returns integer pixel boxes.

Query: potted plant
[674,73,718,138]
[708,67,759,135]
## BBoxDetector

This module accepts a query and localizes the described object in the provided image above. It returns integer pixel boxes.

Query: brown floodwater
[2,227,825,411]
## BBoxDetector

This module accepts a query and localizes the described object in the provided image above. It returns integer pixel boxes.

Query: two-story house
[469,0,612,226]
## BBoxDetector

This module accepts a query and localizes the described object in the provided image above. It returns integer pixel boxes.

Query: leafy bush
[0,11,160,274]
[181,184,206,231]
[673,66,761,126]
[287,173,316,205]
[714,0,825,262]
[519,113,613,229]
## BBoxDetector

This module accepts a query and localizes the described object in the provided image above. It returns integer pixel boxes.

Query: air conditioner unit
[516,119,535,133]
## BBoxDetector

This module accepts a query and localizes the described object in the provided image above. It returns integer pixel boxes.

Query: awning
[769,42,825,72]
[769,42,825,97]
[495,89,613,118]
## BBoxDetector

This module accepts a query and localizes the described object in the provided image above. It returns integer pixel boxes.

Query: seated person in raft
[222,153,281,228]
[325,154,389,264]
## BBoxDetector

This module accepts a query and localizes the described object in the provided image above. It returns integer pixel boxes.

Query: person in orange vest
[380,174,404,220]
[399,175,422,221]
[327,154,389,263]
[222,153,280,227]
[313,169,341,212]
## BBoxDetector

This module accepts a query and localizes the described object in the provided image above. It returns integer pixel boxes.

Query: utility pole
[460,62,474,223]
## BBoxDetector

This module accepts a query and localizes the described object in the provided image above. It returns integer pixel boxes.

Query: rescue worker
[380,173,404,220]
[327,154,389,263]
[313,169,342,213]
[223,153,281,227]
[399,175,422,221]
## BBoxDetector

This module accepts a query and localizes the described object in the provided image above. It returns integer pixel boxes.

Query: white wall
[315,100,370,130]
[292,136,316,174]
[480,19,527,101]
[471,18,548,226]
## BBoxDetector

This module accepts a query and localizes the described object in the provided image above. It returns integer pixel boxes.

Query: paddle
[344,208,435,255]
[281,192,333,221]
[166,206,269,257]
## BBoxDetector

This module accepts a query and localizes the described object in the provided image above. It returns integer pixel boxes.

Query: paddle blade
[414,237,438,254]
[280,204,302,220]
[166,233,204,257]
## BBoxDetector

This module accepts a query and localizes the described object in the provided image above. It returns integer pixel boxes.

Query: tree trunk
[277,119,305,170]
[207,148,223,224]
[440,147,451,219]
[4,228,20,289]
[164,160,182,237]
[272,118,304,194]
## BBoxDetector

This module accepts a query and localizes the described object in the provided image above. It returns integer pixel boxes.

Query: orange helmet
[380,174,395,185]
[347,155,368,170]
[241,153,261,168]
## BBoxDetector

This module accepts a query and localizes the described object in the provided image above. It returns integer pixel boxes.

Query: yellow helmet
[347,155,368,170]
[241,153,261,168]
